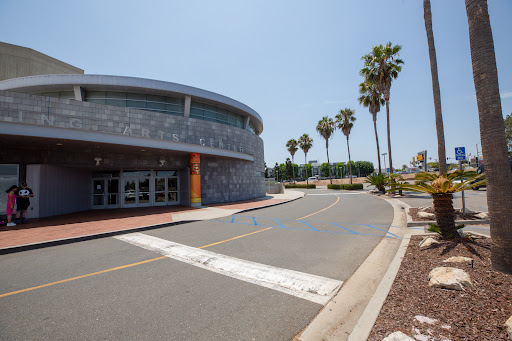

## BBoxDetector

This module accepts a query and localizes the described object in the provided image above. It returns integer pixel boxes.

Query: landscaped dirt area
[368,235,512,340]
[408,207,484,221]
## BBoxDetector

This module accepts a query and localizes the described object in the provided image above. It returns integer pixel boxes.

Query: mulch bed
[409,207,482,221]
[368,235,512,340]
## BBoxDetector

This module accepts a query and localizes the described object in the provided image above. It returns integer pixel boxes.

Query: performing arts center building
[0,42,265,218]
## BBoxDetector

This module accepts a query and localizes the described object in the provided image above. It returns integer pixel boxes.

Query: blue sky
[1,0,511,169]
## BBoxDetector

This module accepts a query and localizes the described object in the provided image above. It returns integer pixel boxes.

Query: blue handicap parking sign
[455,147,466,161]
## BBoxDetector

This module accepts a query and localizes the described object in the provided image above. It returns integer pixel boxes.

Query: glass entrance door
[138,177,151,207]
[124,178,137,207]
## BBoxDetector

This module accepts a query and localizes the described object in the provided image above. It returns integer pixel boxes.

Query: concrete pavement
[0,191,304,254]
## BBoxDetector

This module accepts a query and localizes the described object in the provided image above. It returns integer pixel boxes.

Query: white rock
[475,212,489,219]
[414,315,438,325]
[418,206,431,211]
[505,315,512,340]
[419,237,440,248]
[429,267,472,291]
[417,211,436,219]
[382,331,415,341]
[443,256,473,263]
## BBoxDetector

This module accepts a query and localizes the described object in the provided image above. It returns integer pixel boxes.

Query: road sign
[455,147,466,161]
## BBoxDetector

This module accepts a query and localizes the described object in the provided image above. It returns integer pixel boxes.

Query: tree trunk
[326,140,332,184]
[424,0,447,175]
[292,155,296,184]
[432,193,459,238]
[386,99,392,174]
[305,154,308,187]
[347,136,353,184]
[373,113,382,174]
[466,0,512,273]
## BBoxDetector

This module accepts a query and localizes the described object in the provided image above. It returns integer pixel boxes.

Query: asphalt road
[0,189,393,340]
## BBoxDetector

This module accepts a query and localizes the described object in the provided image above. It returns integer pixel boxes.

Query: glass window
[43,92,59,98]
[147,101,165,110]
[123,170,151,177]
[168,178,178,191]
[88,98,106,105]
[155,170,177,177]
[166,97,182,104]
[59,91,75,99]
[87,91,106,99]
[127,93,146,101]
[168,192,178,202]
[107,92,126,99]
[92,171,120,178]
[190,107,203,119]
[106,99,126,107]
[126,100,146,109]
[165,104,183,113]
[147,95,165,103]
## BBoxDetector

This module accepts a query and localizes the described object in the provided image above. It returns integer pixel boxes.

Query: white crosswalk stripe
[115,232,343,305]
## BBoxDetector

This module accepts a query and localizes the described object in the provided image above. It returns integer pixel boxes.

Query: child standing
[6,185,18,226]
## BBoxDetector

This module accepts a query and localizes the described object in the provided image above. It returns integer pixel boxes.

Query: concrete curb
[0,192,305,255]
[297,193,411,340]
[347,234,411,340]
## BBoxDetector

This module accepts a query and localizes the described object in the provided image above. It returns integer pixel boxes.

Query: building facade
[0,45,265,218]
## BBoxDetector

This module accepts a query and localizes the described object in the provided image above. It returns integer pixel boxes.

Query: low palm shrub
[390,171,485,239]
[365,173,388,193]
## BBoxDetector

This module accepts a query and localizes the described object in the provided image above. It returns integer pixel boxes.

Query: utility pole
[382,153,387,173]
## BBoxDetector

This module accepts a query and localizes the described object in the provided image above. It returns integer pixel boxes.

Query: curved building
[0,73,265,218]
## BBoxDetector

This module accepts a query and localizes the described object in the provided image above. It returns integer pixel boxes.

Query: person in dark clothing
[14,182,34,224]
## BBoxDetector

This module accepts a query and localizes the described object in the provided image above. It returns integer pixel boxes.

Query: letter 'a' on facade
[0,42,265,219]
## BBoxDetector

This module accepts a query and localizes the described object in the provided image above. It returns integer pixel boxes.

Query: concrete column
[244,116,250,130]
[73,85,85,101]
[184,96,191,117]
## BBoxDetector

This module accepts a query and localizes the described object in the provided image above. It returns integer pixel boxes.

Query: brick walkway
[0,195,300,250]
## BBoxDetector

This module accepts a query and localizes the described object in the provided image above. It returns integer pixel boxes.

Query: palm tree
[391,171,485,238]
[336,108,356,184]
[424,0,447,175]
[358,81,385,174]
[361,42,403,174]
[286,139,299,184]
[465,0,512,273]
[298,133,313,186]
[316,117,335,184]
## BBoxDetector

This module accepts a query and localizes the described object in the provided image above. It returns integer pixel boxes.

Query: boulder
[382,331,415,341]
[475,212,489,219]
[505,315,512,340]
[429,267,472,291]
[443,256,473,263]
[417,211,435,219]
[419,237,439,248]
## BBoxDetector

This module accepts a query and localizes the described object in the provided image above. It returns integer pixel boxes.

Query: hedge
[327,183,363,190]
[284,184,316,189]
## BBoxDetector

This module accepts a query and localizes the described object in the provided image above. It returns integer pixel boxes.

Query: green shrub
[327,184,343,190]
[343,183,363,190]
[285,184,316,189]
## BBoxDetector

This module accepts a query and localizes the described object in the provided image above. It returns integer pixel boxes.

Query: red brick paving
[0,196,291,249]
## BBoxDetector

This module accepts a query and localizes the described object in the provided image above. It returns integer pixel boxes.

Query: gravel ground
[369,235,512,341]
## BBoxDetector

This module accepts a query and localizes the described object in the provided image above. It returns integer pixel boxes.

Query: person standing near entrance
[14,182,34,224]
[5,185,18,226]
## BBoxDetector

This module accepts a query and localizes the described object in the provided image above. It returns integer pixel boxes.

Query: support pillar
[190,153,201,207]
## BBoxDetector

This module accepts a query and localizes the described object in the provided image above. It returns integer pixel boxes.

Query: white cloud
[501,91,512,99]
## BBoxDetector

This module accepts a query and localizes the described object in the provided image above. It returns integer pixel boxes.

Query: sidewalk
[0,191,304,254]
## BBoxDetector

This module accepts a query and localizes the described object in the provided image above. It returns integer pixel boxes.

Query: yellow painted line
[2,196,339,299]
[296,195,340,220]
[198,227,274,249]
[0,256,167,298]
[0,227,274,299]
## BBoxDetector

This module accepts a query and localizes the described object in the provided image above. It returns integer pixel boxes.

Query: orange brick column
[190,153,201,207]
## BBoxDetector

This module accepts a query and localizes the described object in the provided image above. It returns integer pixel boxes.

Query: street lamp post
[382,153,388,173]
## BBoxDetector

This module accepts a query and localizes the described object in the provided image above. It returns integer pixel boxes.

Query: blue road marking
[298,220,319,231]
[209,215,401,239]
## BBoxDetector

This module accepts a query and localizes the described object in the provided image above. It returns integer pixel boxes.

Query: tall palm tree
[358,81,385,174]
[361,42,403,174]
[336,108,356,184]
[298,133,313,186]
[316,117,335,184]
[286,138,299,184]
[424,0,447,175]
[465,0,512,273]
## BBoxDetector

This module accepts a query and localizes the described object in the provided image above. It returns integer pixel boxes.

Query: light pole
[382,153,388,173]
